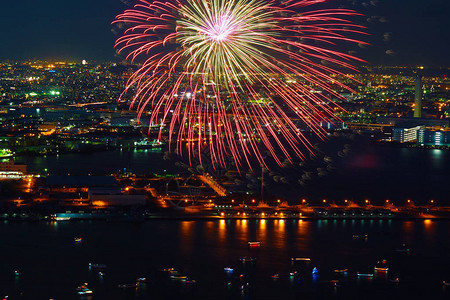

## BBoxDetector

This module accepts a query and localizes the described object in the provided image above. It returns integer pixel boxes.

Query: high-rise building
[414,75,422,118]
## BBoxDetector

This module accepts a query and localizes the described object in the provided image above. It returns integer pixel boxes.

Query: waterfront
[15,144,450,205]
[1,219,449,299]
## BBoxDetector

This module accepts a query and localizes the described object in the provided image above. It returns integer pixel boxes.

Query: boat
[161,268,178,274]
[374,267,389,272]
[312,267,319,275]
[98,272,104,276]
[334,269,348,274]
[395,244,410,253]
[352,234,368,239]
[248,241,261,248]
[89,263,107,269]
[291,257,311,262]
[443,281,450,286]
[170,275,188,281]
[118,283,137,289]
[74,238,82,243]
[240,257,256,263]
[357,273,374,278]
[14,270,19,276]
[76,284,93,295]
[390,278,400,283]
[136,277,147,283]
[330,280,340,286]
[289,271,298,277]
[134,139,165,149]
[224,267,234,272]
[271,274,280,279]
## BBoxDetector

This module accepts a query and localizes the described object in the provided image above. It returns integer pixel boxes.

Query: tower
[414,75,422,118]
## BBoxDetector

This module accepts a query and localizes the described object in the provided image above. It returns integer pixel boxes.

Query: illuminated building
[392,126,423,143]
[418,129,450,146]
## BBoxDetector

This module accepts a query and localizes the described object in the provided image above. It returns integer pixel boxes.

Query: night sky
[0,0,449,66]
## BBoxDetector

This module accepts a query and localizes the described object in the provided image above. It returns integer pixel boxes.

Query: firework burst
[114,0,367,170]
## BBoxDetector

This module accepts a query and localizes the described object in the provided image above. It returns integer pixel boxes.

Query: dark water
[15,149,178,176]
[1,220,449,300]
[16,145,450,204]
[291,145,450,204]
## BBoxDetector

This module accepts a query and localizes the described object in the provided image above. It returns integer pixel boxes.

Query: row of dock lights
[219,211,303,218]
[227,199,435,205]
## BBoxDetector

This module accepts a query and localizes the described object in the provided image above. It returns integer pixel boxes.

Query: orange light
[430,200,434,203]
[386,199,389,203]
[261,212,265,217]
[277,199,281,203]
[243,212,246,216]
[280,212,284,217]
[323,199,326,203]
[220,212,224,217]
[302,199,306,203]
[365,199,369,203]
[252,199,255,203]
[231,199,234,203]
[407,199,411,203]
[344,199,348,203]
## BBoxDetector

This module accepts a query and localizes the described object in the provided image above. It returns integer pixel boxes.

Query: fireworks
[114,0,366,170]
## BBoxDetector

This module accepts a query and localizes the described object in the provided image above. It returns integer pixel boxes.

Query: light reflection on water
[1,219,449,300]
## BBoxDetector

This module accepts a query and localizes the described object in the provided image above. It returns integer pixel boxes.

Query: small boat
[74,238,82,243]
[390,278,400,283]
[170,275,188,281]
[98,272,104,276]
[352,234,368,239]
[240,257,256,263]
[224,267,234,272]
[248,241,261,248]
[357,273,374,278]
[118,283,137,289]
[289,271,298,277]
[161,268,179,275]
[443,281,450,286]
[14,270,19,276]
[374,267,389,272]
[134,139,165,149]
[334,269,348,274]
[271,274,280,279]
[291,257,311,262]
[330,280,340,286]
[76,284,93,295]
[395,244,410,253]
[312,267,319,275]
[89,263,107,269]
[136,277,147,283]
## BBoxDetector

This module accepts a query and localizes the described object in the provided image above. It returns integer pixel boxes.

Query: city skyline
[0,0,449,66]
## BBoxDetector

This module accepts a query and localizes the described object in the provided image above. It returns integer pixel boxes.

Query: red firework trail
[113,0,367,170]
